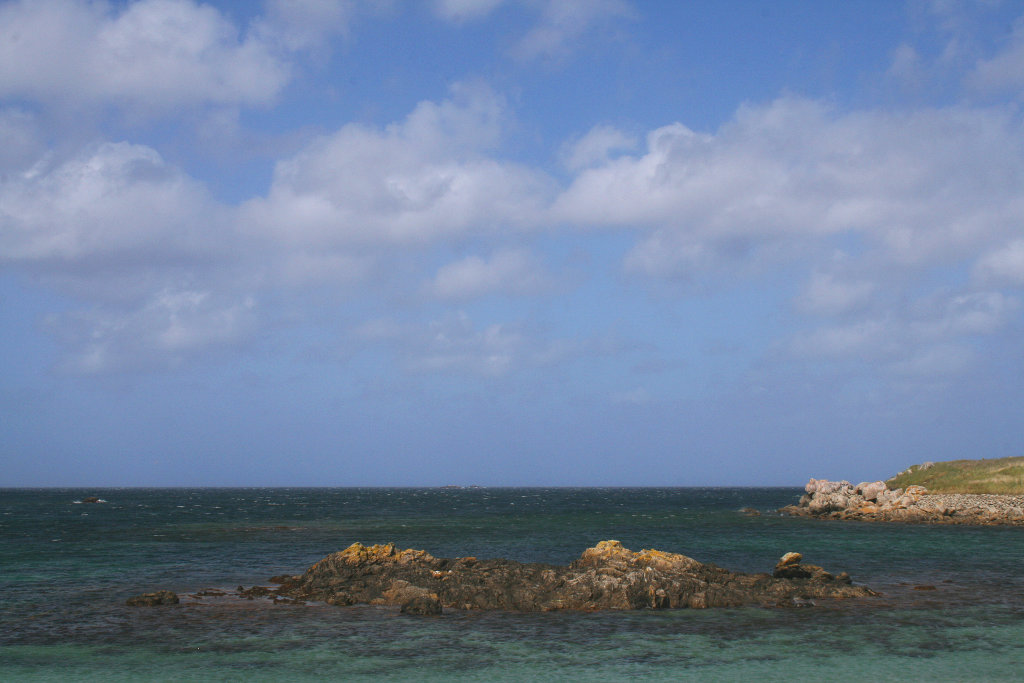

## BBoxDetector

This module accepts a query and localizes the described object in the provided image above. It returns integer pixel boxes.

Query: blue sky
[2,0,1023,486]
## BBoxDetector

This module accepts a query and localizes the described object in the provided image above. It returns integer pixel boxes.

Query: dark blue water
[2,488,1023,681]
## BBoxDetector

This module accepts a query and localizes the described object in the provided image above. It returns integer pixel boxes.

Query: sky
[2,0,1023,486]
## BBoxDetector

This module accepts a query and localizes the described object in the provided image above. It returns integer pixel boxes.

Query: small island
[131,541,877,613]
[267,541,876,613]
[781,456,1024,525]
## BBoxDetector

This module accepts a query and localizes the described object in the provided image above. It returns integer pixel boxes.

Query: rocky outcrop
[268,540,875,612]
[781,479,1024,525]
[126,590,179,606]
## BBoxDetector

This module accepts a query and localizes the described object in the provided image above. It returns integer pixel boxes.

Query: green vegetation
[886,456,1024,494]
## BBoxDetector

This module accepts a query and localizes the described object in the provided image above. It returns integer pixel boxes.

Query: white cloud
[0,108,43,173]
[353,311,571,377]
[789,287,1017,379]
[0,0,289,112]
[241,84,555,246]
[891,344,974,378]
[976,240,1024,286]
[433,0,506,23]
[797,272,876,316]
[511,0,632,61]
[791,319,894,361]
[427,249,549,299]
[51,288,257,373]
[254,0,356,52]
[926,291,1017,337]
[0,141,224,264]
[555,97,1024,281]
[560,124,637,171]
[887,43,924,84]
[969,16,1024,96]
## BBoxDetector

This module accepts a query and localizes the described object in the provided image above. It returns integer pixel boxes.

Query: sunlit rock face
[272,540,876,612]
[783,480,1024,525]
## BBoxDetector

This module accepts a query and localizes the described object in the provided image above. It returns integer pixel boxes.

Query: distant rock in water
[126,590,179,606]
[80,496,104,504]
[780,478,1024,526]
[271,540,876,612]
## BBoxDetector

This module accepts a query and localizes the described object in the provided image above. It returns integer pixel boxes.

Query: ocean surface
[1,487,1022,681]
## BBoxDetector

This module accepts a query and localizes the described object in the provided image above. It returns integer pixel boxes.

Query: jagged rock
[275,540,875,611]
[782,478,1024,526]
[238,585,273,599]
[771,552,842,582]
[777,552,801,567]
[126,590,179,606]
[856,481,887,502]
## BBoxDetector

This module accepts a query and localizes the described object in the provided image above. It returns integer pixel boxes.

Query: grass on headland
[885,456,1024,495]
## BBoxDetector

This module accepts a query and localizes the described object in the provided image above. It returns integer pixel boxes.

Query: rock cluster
[781,479,1024,525]
[269,540,875,612]
[126,590,179,606]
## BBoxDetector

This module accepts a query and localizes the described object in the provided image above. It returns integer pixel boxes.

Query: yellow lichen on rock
[329,542,436,567]
[575,540,700,572]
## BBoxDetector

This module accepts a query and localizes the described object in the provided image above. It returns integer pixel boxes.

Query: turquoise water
[2,488,1023,681]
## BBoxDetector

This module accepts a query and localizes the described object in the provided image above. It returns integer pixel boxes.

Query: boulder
[777,552,802,567]
[400,595,443,615]
[856,481,888,502]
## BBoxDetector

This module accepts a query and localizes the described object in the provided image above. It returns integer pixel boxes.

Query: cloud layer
[1,0,1023,490]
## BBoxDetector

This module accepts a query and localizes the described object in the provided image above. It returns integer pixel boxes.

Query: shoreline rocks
[266,540,875,612]
[780,479,1024,526]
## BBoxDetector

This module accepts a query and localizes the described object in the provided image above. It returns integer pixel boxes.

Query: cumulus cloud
[0,141,224,265]
[242,84,555,246]
[549,95,1024,382]
[0,0,289,112]
[560,124,637,171]
[0,84,562,372]
[557,98,1024,271]
[427,249,549,299]
[511,0,633,61]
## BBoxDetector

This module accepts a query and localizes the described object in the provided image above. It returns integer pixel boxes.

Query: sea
[1,487,1022,682]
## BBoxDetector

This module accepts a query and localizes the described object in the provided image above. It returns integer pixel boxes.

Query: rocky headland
[208,540,877,613]
[781,478,1024,525]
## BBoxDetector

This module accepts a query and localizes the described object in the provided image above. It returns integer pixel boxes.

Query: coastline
[781,478,1024,526]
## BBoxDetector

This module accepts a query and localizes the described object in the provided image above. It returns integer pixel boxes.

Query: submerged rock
[274,540,876,612]
[126,590,179,606]
[400,595,443,615]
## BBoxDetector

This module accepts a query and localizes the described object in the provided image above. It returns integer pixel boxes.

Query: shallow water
[2,488,1022,681]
